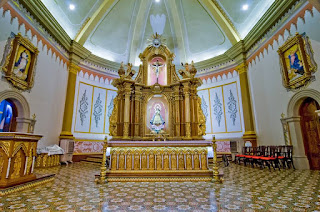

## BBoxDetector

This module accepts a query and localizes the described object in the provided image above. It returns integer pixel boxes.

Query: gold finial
[32,113,36,120]
[281,113,285,119]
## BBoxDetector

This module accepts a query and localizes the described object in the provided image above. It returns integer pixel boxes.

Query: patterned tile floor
[1,162,320,212]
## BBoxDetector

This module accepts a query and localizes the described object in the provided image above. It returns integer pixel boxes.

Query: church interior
[0,0,320,211]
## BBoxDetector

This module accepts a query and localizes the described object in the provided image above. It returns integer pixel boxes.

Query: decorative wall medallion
[201,96,208,121]
[227,90,237,126]
[79,90,89,126]
[1,33,39,91]
[107,96,114,117]
[213,93,223,127]
[278,32,317,91]
[93,93,103,128]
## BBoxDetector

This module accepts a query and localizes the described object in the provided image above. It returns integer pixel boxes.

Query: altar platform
[96,140,219,182]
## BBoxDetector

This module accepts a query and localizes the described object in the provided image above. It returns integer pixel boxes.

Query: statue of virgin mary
[150,104,165,133]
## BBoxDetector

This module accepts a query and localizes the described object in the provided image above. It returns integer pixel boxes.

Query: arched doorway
[0,99,18,132]
[299,97,320,170]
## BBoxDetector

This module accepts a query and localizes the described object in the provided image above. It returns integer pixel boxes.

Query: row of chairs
[235,146,295,170]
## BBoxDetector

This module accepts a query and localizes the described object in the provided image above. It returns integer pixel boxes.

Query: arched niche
[287,89,320,117]
[145,94,170,135]
[0,90,32,133]
[286,89,320,169]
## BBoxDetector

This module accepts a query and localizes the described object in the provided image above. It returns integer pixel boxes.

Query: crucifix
[152,59,164,83]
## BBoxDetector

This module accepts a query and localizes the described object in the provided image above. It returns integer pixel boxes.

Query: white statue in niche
[151,60,164,83]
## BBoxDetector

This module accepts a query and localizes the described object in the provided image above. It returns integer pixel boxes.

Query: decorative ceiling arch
[32,0,280,65]
[165,0,187,63]
[128,0,152,65]
[75,0,119,45]
[199,0,240,45]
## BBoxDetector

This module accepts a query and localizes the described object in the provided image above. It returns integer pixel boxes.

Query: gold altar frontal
[97,140,214,182]
[0,133,55,195]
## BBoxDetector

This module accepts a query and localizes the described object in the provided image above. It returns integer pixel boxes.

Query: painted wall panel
[223,83,242,132]
[209,86,226,133]
[90,87,107,133]
[75,83,93,133]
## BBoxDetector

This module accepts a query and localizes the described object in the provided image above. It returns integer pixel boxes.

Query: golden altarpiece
[109,42,206,140]
[97,36,220,182]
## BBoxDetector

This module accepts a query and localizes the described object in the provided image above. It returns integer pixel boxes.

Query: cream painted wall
[248,7,320,146]
[0,8,68,148]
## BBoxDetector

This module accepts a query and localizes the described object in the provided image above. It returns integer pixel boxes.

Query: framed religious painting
[1,33,39,90]
[278,32,317,91]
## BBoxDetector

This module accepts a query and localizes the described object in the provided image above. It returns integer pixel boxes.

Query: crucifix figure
[152,59,164,83]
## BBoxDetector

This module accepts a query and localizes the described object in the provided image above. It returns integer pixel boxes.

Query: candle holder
[211,136,222,183]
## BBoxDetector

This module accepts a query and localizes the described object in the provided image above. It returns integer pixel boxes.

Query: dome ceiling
[42,0,275,65]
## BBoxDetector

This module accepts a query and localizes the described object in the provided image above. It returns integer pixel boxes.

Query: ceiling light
[69,4,75,10]
[242,4,249,10]
[155,0,160,2]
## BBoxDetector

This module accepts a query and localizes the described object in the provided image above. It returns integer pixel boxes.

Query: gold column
[183,84,191,139]
[134,87,142,138]
[174,87,180,137]
[190,85,197,137]
[123,84,131,139]
[60,63,80,138]
[237,63,257,146]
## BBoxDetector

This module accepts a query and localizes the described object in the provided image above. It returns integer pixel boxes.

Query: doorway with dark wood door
[299,97,320,170]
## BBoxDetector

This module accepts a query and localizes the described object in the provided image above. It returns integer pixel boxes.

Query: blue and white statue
[150,104,165,133]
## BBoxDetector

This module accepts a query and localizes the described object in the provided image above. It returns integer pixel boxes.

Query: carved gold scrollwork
[141,151,147,170]
[186,151,192,170]
[11,150,23,179]
[127,151,132,170]
[194,151,200,170]
[171,153,177,170]
[197,96,206,136]
[201,151,207,170]
[119,152,125,170]
[0,141,10,156]
[163,152,169,170]
[0,151,4,177]
[156,152,162,170]
[134,151,140,170]
[26,149,32,174]
[111,152,117,170]
[109,96,118,136]
[149,152,154,170]
[178,153,184,170]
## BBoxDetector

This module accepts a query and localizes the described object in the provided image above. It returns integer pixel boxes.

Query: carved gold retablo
[109,33,206,141]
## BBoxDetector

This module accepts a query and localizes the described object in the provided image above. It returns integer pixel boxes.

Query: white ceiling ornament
[150,14,166,35]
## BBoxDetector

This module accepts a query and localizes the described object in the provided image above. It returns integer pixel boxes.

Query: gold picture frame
[278,32,317,91]
[1,33,39,90]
